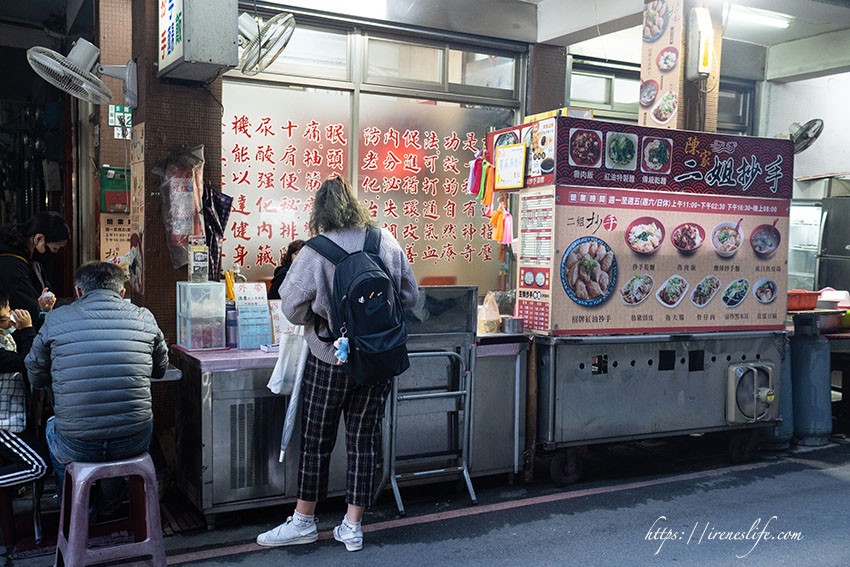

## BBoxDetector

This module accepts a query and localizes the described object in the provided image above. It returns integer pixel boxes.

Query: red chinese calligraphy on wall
[222,83,350,274]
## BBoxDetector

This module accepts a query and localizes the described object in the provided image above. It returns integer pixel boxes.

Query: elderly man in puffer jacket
[25,261,168,515]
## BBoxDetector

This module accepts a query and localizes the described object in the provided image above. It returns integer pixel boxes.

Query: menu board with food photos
[517,186,789,335]
[639,0,684,129]
[503,117,793,336]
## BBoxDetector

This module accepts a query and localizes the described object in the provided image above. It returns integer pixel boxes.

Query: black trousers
[298,354,391,507]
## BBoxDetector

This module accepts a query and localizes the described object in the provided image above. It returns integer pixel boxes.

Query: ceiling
[0,0,65,29]
[0,0,93,46]
[723,0,850,46]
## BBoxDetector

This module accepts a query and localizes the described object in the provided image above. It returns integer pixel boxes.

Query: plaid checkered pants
[298,353,391,507]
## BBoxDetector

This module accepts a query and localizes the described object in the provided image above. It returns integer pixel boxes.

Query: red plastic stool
[55,453,165,567]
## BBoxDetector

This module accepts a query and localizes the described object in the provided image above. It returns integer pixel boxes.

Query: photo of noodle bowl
[620,274,654,306]
[626,217,664,254]
[712,221,745,258]
[561,237,618,307]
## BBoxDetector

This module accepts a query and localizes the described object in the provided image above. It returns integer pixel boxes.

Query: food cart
[171,285,527,524]
[487,116,794,484]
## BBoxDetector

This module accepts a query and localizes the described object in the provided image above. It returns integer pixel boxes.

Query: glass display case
[788,203,821,291]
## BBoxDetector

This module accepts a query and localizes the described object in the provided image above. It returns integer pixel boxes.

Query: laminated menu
[234,282,273,348]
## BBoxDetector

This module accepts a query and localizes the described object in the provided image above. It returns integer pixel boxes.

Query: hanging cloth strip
[482,163,495,207]
[500,211,514,245]
[477,161,488,200]
[467,150,483,195]
[489,207,505,241]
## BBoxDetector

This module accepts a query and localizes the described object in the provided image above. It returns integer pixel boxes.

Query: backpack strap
[364,225,382,255]
[305,234,348,265]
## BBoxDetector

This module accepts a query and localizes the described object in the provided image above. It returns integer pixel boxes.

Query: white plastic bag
[267,327,307,395]
[267,327,309,463]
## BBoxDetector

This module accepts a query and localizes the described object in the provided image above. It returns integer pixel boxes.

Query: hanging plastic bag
[477,292,501,334]
[152,145,205,268]
[267,326,307,395]
[267,327,309,463]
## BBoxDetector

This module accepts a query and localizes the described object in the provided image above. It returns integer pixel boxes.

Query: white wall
[759,72,850,179]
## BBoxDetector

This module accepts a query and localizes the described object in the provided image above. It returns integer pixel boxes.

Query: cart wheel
[550,448,583,487]
[729,430,759,464]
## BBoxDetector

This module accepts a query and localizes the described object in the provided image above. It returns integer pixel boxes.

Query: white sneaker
[333,518,363,552]
[256,516,318,547]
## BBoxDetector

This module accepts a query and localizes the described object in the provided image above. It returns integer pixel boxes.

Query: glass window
[718,90,745,124]
[613,77,639,105]
[448,49,515,91]
[261,27,349,81]
[717,82,753,135]
[221,81,351,277]
[570,73,609,105]
[358,93,513,290]
[366,38,443,84]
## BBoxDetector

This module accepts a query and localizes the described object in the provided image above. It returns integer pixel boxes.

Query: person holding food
[0,211,70,328]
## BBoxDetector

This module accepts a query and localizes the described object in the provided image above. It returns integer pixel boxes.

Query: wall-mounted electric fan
[237,11,296,76]
[789,119,824,154]
[27,38,137,108]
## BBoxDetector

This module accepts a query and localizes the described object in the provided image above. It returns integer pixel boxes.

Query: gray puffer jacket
[25,289,168,441]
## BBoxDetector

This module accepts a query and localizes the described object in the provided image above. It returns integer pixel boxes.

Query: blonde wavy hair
[308,176,373,235]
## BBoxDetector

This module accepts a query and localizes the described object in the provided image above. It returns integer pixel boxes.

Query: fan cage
[735,367,770,421]
[27,47,112,105]
[240,13,295,76]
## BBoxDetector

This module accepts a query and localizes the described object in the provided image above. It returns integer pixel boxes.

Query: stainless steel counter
[172,286,529,524]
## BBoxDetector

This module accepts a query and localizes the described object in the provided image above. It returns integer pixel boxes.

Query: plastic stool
[55,453,165,567]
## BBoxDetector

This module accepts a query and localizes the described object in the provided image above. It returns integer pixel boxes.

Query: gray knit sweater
[280,227,418,365]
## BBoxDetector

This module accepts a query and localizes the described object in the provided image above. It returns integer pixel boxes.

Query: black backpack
[305,226,410,385]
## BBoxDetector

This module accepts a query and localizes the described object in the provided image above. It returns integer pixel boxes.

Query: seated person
[25,262,168,514]
[0,292,47,487]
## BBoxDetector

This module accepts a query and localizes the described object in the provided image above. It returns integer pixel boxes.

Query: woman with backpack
[257,176,417,552]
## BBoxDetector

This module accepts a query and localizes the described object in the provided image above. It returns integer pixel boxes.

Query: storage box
[100,166,130,213]
[177,282,226,318]
[177,315,225,350]
[787,290,819,311]
[177,282,226,350]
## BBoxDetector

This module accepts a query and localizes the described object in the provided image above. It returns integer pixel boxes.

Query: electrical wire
[205,84,225,117]
[592,0,609,62]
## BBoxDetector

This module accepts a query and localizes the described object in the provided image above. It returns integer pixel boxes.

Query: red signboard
[487,117,794,200]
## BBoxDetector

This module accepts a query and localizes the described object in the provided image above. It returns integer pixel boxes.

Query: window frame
[717,79,755,136]
[568,57,641,123]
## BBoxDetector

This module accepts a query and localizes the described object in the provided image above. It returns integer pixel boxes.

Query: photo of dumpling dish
[561,237,618,306]
[620,274,654,306]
